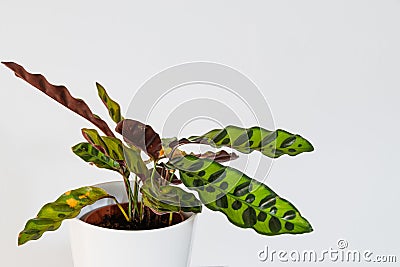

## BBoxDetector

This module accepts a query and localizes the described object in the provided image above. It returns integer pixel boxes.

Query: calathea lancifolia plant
[3,62,314,246]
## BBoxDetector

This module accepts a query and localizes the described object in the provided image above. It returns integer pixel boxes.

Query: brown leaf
[167,138,239,163]
[192,150,239,163]
[115,119,162,159]
[2,62,115,137]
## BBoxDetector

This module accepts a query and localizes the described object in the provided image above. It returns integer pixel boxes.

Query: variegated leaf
[81,128,149,179]
[82,128,124,161]
[188,126,314,158]
[72,142,121,171]
[96,82,124,123]
[141,179,202,214]
[18,187,110,245]
[170,155,313,236]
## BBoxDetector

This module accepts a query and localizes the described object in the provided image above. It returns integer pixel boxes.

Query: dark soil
[81,203,187,230]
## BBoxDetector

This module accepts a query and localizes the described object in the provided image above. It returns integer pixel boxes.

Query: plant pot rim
[72,180,198,234]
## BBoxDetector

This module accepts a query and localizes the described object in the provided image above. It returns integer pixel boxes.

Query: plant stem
[140,196,145,224]
[133,174,140,221]
[168,171,175,183]
[168,212,173,226]
[120,168,134,222]
[122,176,133,222]
[110,197,130,222]
[150,162,158,189]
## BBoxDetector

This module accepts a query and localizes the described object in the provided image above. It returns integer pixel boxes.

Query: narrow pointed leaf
[72,142,121,171]
[170,155,313,236]
[18,187,110,245]
[115,119,162,159]
[96,83,124,123]
[141,179,202,214]
[2,62,115,137]
[188,126,314,158]
[191,150,239,163]
[162,137,238,163]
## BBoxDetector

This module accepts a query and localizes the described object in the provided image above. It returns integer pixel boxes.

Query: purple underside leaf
[166,138,239,163]
[2,62,115,137]
[115,119,162,159]
[191,150,239,163]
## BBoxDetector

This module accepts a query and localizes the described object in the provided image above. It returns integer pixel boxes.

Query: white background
[1,1,399,266]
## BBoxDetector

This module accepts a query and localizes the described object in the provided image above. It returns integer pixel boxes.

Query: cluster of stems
[115,163,158,223]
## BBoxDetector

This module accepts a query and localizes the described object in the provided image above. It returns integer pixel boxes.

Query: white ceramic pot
[68,181,197,267]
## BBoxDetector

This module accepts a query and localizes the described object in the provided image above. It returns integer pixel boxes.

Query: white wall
[1,1,399,266]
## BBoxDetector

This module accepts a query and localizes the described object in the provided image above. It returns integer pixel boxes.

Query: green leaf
[141,179,202,214]
[72,142,121,171]
[18,187,110,245]
[170,155,313,236]
[188,126,314,158]
[161,137,178,157]
[96,82,124,123]
[81,128,149,179]
[82,128,125,161]
[123,145,150,180]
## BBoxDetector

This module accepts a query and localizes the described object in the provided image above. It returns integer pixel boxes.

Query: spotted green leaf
[82,128,124,161]
[170,155,313,236]
[141,179,202,214]
[81,128,149,178]
[72,142,121,171]
[188,126,314,158]
[96,82,124,123]
[18,187,110,245]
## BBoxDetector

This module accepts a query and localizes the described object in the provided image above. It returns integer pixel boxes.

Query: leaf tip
[301,218,314,234]
[1,61,13,69]
[95,82,101,89]
[309,143,315,152]
[17,233,27,246]
[304,139,315,152]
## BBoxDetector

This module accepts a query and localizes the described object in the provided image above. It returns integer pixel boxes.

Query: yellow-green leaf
[82,128,125,161]
[96,82,124,123]
[18,187,110,245]
[72,142,121,171]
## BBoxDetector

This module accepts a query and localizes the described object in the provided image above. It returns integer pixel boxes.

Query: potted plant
[3,62,314,267]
